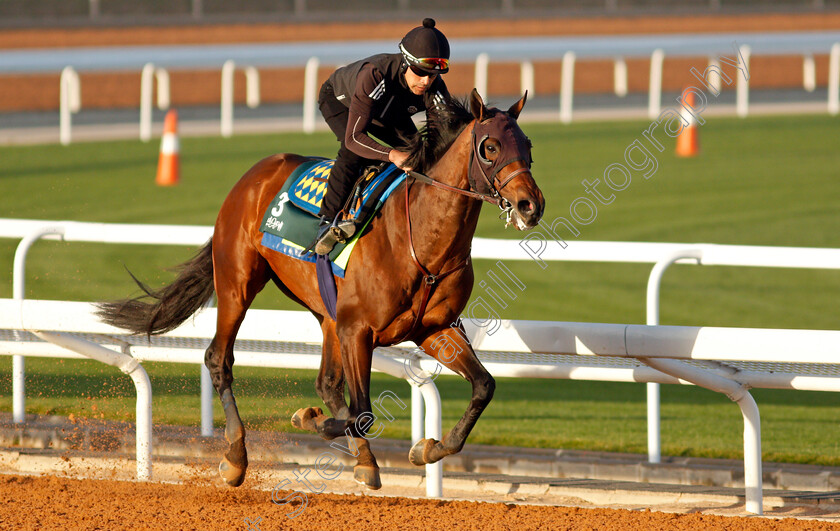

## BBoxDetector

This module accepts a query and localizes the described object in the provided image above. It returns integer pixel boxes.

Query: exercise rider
[313,18,452,255]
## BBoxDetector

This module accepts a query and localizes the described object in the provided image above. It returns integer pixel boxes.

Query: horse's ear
[470,88,486,121]
[508,91,528,120]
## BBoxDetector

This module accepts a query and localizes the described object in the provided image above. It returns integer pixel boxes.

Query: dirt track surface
[2,13,840,113]
[3,12,840,49]
[2,473,839,531]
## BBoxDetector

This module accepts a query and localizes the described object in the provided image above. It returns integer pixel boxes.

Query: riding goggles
[400,44,450,74]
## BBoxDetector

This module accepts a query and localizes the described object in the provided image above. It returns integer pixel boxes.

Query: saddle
[259,158,406,277]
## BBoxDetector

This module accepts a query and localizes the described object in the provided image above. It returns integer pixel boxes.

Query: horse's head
[467,89,545,230]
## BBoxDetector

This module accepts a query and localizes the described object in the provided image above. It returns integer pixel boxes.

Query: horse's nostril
[518,199,535,215]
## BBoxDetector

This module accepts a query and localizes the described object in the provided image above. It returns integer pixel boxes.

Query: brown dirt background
[2,13,839,113]
[4,13,840,530]
[2,473,840,531]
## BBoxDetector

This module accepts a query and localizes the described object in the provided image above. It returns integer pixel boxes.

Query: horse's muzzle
[512,194,544,230]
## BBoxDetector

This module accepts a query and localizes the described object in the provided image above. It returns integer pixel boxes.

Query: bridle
[406,115,533,227]
[398,114,533,341]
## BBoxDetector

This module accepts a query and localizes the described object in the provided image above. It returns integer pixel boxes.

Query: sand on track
[3,472,840,531]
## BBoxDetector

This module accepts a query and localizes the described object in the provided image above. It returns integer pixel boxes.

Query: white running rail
[3,218,840,514]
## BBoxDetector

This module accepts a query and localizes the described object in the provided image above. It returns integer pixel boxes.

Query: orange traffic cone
[156,109,180,186]
[676,89,699,158]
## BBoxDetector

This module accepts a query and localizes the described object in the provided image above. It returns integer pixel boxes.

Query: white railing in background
[474,52,489,101]
[0,298,443,495]
[520,61,535,99]
[59,66,80,146]
[302,57,320,134]
[3,218,840,514]
[5,218,840,463]
[221,60,261,138]
[737,45,752,118]
[613,57,627,98]
[647,49,664,119]
[41,38,840,143]
[560,51,575,124]
[10,297,840,515]
[140,63,171,142]
[6,300,840,514]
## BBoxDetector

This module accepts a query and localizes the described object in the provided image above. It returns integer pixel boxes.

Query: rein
[397,119,531,341]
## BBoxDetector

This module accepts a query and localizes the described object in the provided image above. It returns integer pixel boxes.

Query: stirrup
[334,218,357,239]
[313,223,340,255]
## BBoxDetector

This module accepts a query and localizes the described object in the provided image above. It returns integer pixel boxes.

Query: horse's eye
[486,145,497,154]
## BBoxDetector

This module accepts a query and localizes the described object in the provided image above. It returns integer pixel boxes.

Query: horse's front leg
[337,323,381,489]
[408,325,495,466]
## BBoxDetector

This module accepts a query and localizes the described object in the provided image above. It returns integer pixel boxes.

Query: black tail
[96,240,215,336]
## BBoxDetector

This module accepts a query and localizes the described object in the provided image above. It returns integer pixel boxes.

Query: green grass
[1,114,839,465]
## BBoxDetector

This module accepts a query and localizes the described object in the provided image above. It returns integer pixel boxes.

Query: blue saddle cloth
[259,159,405,278]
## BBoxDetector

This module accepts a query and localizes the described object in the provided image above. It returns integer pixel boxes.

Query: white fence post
[59,66,80,146]
[221,60,235,138]
[475,53,489,101]
[560,51,575,124]
[520,61,534,98]
[140,63,171,143]
[639,355,763,515]
[614,57,627,98]
[648,49,664,120]
[201,364,214,436]
[12,225,66,423]
[645,249,703,465]
[803,54,816,93]
[411,385,424,444]
[302,57,320,134]
[707,57,722,94]
[736,45,751,118]
[244,66,260,109]
[829,43,840,116]
[33,330,154,480]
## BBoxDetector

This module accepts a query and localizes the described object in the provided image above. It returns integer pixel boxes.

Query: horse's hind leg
[294,322,381,489]
[206,243,271,487]
[408,326,495,466]
[292,319,350,433]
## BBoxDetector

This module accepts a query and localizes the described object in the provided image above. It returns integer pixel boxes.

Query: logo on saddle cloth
[259,159,405,277]
[289,160,332,215]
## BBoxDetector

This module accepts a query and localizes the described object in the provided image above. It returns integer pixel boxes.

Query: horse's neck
[407,126,481,272]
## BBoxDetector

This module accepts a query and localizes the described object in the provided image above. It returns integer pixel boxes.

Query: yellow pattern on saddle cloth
[289,159,333,215]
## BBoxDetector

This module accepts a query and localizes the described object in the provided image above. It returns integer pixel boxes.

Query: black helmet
[399,18,450,75]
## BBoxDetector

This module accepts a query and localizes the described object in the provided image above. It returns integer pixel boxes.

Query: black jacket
[325,53,450,162]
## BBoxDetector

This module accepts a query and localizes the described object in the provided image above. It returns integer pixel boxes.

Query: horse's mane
[402,97,474,173]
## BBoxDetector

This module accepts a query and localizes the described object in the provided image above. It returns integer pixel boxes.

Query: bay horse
[98,89,544,490]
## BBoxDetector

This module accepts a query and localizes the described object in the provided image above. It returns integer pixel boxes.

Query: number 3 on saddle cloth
[259,159,406,319]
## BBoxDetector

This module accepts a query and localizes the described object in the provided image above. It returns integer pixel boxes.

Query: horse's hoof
[219,456,247,487]
[408,438,437,466]
[291,407,324,432]
[354,464,382,490]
